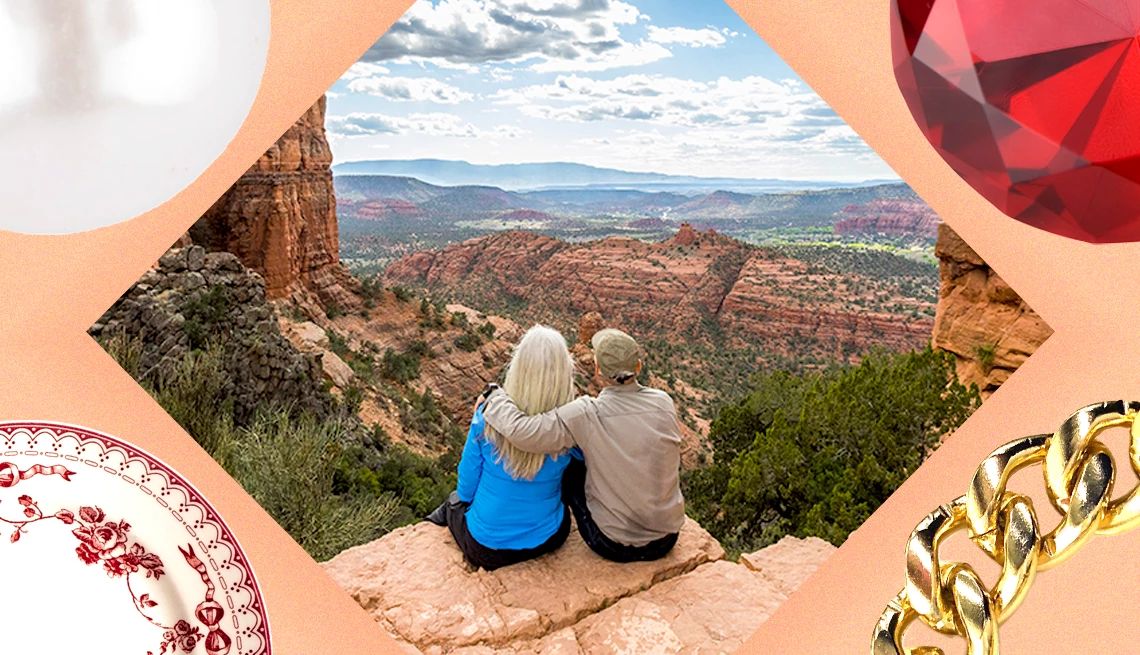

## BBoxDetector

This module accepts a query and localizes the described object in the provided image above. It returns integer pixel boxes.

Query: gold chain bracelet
[871,400,1140,654]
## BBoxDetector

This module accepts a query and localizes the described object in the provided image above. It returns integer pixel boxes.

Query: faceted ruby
[891,0,1140,243]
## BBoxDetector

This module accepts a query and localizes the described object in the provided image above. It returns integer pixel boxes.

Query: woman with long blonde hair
[425,325,577,570]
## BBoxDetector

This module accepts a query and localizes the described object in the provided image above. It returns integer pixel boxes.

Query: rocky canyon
[92,93,1057,655]
[386,224,935,363]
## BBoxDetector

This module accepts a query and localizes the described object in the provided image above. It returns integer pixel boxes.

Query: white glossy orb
[0,0,270,234]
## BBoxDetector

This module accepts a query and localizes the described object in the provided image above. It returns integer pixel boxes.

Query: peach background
[727,1,1140,653]
[0,1,414,653]
[3,1,1138,653]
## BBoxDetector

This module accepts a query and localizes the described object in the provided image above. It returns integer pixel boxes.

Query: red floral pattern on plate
[0,423,270,655]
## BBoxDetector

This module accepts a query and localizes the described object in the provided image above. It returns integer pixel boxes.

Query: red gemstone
[892,0,1140,243]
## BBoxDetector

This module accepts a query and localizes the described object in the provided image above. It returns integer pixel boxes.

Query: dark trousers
[561,458,678,563]
[444,492,571,571]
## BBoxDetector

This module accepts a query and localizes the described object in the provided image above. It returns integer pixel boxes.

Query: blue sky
[325,0,896,182]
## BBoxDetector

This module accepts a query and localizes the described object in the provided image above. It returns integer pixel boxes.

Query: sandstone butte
[190,95,362,318]
[832,199,939,239]
[182,96,523,441]
[322,517,835,655]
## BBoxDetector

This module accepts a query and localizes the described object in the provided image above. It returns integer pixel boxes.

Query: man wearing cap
[480,328,685,562]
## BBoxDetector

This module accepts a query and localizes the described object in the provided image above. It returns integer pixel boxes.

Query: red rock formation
[577,311,604,345]
[932,224,1051,395]
[386,227,934,360]
[350,199,425,222]
[190,96,359,314]
[833,199,940,239]
[672,222,700,246]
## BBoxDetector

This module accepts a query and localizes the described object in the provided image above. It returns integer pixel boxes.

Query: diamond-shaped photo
[89,1,1050,652]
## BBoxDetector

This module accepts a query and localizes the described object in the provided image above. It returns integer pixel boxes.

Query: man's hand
[474,383,500,413]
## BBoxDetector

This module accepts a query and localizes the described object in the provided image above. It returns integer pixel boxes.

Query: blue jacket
[457,408,570,550]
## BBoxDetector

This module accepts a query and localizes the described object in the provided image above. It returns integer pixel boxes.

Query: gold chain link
[871,400,1140,654]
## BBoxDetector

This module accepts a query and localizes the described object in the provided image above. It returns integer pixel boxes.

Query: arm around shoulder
[481,389,581,454]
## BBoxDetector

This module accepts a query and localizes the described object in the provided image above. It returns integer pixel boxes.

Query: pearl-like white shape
[0,0,270,235]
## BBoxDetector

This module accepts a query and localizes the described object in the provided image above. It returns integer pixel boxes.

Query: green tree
[684,348,978,555]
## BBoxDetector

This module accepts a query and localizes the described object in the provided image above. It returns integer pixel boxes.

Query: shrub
[380,347,421,383]
[181,286,233,351]
[227,410,400,561]
[102,336,405,561]
[391,286,413,302]
[336,427,457,524]
[684,348,979,556]
[407,340,431,358]
[975,342,998,372]
[453,332,482,352]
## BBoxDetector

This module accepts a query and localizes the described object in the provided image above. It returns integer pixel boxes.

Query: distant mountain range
[333,173,926,234]
[332,159,897,194]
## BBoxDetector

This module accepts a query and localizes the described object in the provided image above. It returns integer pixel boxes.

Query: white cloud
[495,74,843,132]
[646,26,726,48]
[487,68,516,82]
[488,72,870,172]
[328,111,525,139]
[530,40,672,73]
[341,62,391,80]
[363,0,670,73]
[345,76,474,104]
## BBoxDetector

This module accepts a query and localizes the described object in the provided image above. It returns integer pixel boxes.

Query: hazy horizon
[332,153,907,184]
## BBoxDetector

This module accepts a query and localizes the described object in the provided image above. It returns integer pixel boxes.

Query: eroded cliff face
[932,224,1051,395]
[833,199,940,239]
[386,225,935,360]
[189,96,359,315]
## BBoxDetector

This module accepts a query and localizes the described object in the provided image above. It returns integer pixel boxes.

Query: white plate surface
[0,422,270,655]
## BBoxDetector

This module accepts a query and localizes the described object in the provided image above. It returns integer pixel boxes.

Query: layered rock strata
[932,224,1051,394]
[190,96,359,315]
[386,226,934,359]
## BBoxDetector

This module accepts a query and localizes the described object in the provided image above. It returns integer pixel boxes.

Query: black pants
[561,458,679,563]
[444,492,571,571]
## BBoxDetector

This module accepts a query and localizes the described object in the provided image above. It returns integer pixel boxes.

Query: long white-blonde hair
[485,324,576,480]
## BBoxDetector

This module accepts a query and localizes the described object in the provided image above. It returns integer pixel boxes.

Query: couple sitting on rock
[426,324,685,570]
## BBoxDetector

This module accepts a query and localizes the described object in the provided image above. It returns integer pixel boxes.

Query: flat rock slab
[433,537,837,655]
[323,517,723,652]
[739,535,835,596]
[570,560,790,655]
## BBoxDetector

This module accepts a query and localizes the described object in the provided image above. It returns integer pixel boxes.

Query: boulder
[291,321,330,350]
[570,560,789,655]
[322,351,355,388]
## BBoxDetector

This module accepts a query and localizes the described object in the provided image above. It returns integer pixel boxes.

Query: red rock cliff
[932,224,1051,395]
[386,228,935,361]
[190,96,359,314]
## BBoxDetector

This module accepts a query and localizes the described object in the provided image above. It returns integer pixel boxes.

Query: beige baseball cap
[590,328,641,381]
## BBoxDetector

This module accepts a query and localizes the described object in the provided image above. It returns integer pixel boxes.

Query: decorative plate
[0,422,270,655]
